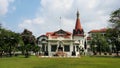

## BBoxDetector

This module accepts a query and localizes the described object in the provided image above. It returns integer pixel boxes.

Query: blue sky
[0,0,120,37]
[1,0,40,32]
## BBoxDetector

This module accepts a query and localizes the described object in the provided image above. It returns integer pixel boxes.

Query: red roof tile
[75,11,83,31]
[89,28,107,33]
[46,29,71,38]
[46,32,54,36]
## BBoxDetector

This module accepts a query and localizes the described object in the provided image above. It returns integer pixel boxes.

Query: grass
[0,56,120,68]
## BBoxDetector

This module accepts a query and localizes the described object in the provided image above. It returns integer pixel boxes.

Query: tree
[109,8,120,30]
[11,33,22,56]
[108,8,120,56]
[89,33,109,55]
[32,45,40,56]
[21,29,36,58]
[0,27,22,57]
[100,36,109,55]
[89,34,98,55]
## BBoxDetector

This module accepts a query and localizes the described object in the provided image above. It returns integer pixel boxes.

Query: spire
[73,11,84,35]
[77,10,79,19]
[75,11,82,30]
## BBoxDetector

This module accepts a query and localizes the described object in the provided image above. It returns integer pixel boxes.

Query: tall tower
[73,11,84,35]
[72,11,86,56]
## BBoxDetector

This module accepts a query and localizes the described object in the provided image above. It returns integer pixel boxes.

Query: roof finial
[77,10,79,18]
[59,16,62,29]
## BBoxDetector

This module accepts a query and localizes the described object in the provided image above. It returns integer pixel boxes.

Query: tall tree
[21,29,36,58]
[108,8,120,56]
[109,8,120,30]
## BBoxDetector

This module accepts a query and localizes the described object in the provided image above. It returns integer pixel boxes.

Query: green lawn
[0,56,120,68]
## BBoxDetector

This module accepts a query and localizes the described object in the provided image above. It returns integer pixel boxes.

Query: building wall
[47,40,73,56]
[73,36,85,47]
[38,34,87,56]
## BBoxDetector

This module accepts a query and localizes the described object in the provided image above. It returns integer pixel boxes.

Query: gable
[52,29,71,36]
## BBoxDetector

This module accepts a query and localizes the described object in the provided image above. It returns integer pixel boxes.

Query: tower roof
[75,11,83,31]
[73,11,84,36]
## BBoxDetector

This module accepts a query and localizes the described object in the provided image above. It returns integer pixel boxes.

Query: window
[64,45,70,52]
[51,45,57,52]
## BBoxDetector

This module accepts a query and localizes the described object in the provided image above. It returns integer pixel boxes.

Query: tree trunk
[116,51,119,56]
[109,52,112,55]
[25,51,29,58]
[0,51,3,58]
[93,51,97,55]
[9,45,12,57]
[9,51,12,57]
[99,52,101,55]
[104,52,107,55]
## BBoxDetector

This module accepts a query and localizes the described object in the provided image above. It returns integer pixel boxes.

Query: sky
[0,0,120,37]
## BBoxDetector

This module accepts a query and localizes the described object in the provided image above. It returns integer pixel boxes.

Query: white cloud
[0,0,14,15]
[18,17,45,36]
[18,0,120,36]
[62,18,74,31]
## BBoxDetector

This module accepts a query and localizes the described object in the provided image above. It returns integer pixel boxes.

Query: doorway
[58,45,63,51]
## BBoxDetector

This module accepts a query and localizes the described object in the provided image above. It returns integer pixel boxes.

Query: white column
[48,42,51,56]
[63,44,64,52]
[70,42,73,56]
[45,45,46,51]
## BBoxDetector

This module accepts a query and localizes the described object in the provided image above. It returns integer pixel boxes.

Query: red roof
[75,19,83,31]
[89,28,107,33]
[75,11,83,31]
[46,29,71,38]
[46,32,54,36]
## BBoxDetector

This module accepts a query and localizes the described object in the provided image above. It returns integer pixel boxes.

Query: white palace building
[37,11,87,57]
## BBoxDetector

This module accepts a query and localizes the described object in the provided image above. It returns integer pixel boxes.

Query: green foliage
[0,27,22,57]
[21,29,36,45]
[108,8,120,56]
[21,29,37,58]
[109,8,120,29]
[89,33,109,55]
[0,28,40,58]
[33,45,40,53]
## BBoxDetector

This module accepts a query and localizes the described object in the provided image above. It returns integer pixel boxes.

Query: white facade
[37,11,87,57]
[38,29,86,57]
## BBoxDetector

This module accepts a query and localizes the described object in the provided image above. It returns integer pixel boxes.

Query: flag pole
[60,17,62,29]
